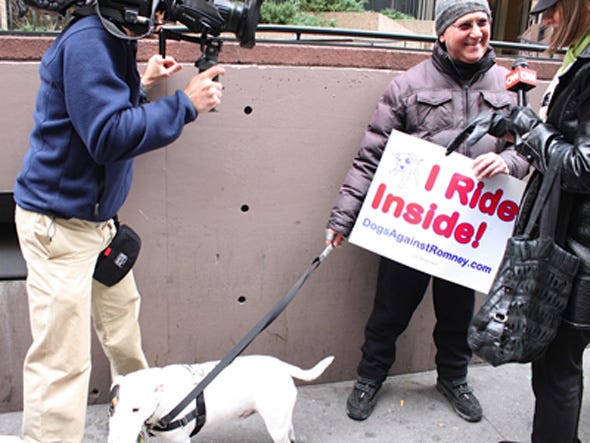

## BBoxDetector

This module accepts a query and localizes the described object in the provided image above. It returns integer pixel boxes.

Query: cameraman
[12,2,224,441]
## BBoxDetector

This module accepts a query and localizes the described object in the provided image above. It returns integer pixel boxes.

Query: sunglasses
[451,18,491,32]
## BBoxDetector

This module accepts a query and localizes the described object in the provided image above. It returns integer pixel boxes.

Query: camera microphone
[505,58,538,106]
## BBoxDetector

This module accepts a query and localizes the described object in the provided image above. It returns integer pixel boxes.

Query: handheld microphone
[505,58,538,106]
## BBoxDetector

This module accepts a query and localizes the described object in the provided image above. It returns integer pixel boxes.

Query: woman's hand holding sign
[472,152,510,181]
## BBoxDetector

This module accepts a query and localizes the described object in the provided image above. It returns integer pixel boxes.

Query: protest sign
[348,130,527,293]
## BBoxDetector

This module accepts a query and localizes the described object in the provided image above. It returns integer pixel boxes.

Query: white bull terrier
[108,355,334,443]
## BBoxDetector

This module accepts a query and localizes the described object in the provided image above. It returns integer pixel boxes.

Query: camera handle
[195,35,222,81]
[157,28,222,111]
[158,28,222,80]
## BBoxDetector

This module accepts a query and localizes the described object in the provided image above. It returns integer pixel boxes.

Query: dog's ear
[109,383,120,416]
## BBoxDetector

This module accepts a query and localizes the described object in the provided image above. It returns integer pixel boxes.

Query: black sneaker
[436,377,483,422]
[346,377,382,421]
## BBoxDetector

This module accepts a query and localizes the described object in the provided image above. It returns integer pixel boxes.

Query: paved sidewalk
[0,349,588,442]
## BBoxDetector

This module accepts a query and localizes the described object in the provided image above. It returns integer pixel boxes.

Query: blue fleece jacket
[14,15,197,221]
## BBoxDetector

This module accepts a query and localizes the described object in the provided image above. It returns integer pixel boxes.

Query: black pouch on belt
[93,220,141,287]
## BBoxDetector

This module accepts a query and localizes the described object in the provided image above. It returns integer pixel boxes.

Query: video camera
[156,0,261,73]
[19,0,262,60]
[20,0,261,74]
[163,0,260,48]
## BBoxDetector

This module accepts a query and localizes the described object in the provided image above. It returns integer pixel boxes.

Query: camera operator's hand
[141,54,183,91]
[184,66,226,114]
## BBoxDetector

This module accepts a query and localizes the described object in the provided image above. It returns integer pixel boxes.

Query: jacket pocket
[479,90,513,113]
[413,90,453,134]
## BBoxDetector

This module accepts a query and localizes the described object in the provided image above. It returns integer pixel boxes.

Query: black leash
[151,244,334,435]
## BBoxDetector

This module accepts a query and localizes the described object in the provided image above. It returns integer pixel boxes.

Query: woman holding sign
[325,0,529,425]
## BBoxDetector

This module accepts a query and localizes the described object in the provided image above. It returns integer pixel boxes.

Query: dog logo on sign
[387,152,423,188]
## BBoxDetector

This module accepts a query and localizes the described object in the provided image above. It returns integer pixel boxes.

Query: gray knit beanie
[435,0,492,36]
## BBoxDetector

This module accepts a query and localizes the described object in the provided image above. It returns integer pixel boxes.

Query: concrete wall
[0,36,561,412]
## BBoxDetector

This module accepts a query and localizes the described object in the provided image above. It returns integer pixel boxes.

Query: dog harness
[149,390,206,437]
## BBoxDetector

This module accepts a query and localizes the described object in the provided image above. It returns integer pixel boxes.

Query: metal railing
[256,24,556,53]
[1,22,562,61]
[163,24,562,60]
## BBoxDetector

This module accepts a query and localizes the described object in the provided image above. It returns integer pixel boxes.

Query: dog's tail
[285,356,334,382]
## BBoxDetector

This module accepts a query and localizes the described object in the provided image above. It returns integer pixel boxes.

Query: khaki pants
[15,206,148,443]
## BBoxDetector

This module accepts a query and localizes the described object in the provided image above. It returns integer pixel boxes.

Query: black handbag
[93,220,141,287]
[467,155,580,366]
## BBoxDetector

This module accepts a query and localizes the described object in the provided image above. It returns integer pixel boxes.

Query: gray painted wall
[0,43,558,411]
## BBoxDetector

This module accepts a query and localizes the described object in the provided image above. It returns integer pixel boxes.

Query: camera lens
[214,0,243,33]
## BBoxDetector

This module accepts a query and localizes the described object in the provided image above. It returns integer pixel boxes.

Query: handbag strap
[523,154,562,238]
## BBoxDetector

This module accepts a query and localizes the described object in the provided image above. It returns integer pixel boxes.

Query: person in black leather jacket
[509,1,590,441]
[461,1,590,441]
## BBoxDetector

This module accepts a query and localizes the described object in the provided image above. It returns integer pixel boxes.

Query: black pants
[531,324,590,443]
[357,257,475,383]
